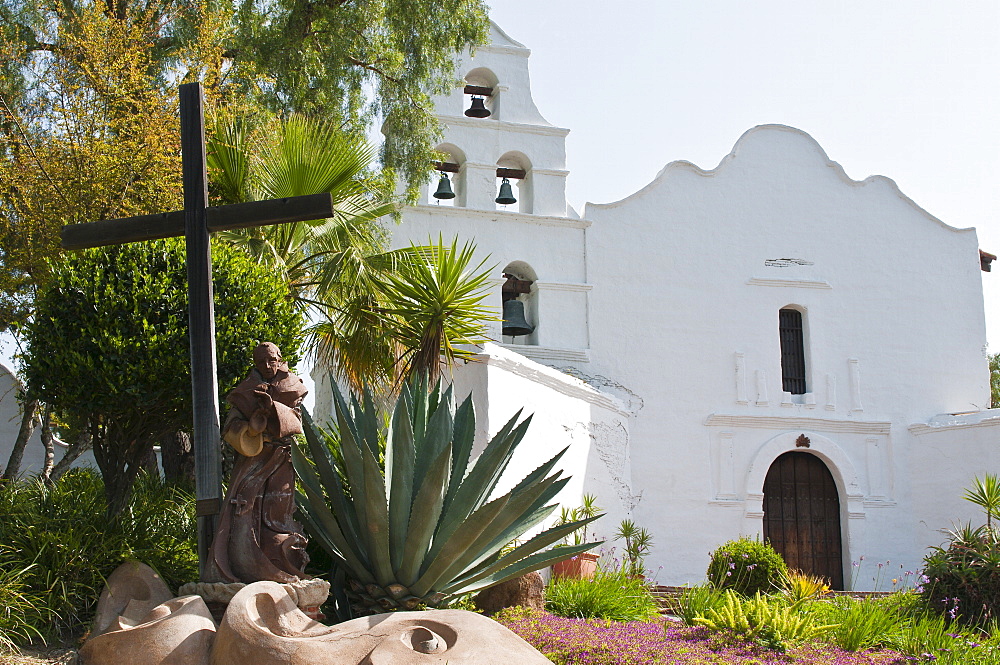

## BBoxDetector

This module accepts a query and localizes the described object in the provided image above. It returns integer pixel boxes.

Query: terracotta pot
[551,551,600,579]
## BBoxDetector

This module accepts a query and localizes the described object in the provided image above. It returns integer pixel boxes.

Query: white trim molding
[534,281,593,292]
[411,203,590,229]
[499,343,590,364]
[747,277,832,289]
[705,413,891,435]
[909,411,1000,435]
[439,115,570,137]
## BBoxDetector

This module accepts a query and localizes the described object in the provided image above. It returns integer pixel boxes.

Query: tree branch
[347,57,401,84]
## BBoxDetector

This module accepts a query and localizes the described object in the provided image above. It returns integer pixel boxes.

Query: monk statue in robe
[206,342,310,584]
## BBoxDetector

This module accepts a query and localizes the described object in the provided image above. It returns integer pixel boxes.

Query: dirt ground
[0,647,78,665]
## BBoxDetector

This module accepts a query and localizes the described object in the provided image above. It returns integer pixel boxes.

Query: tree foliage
[214,0,490,193]
[207,112,398,310]
[0,0,490,332]
[990,352,999,409]
[374,237,495,384]
[0,0,186,330]
[208,114,494,391]
[22,239,304,515]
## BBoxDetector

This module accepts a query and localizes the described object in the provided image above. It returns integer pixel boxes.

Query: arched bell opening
[464,67,499,119]
[429,143,467,207]
[501,261,538,346]
[496,152,532,214]
[763,451,844,589]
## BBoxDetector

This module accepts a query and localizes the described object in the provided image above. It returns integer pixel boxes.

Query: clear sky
[486,0,1000,348]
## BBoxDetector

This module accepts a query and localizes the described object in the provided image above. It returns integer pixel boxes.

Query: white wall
[0,363,97,478]
[582,125,992,587]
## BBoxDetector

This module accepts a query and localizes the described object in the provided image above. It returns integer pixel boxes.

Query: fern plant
[693,590,835,652]
[294,377,601,616]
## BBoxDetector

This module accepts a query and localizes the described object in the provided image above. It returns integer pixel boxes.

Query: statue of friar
[206,342,310,584]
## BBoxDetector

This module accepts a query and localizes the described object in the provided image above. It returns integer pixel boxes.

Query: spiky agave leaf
[296,377,603,612]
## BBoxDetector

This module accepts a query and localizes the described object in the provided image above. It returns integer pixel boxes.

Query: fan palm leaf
[208,113,495,392]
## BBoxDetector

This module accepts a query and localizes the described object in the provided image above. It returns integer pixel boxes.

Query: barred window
[779,308,807,394]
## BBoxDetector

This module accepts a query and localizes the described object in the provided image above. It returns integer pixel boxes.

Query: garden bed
[497,608,906,665]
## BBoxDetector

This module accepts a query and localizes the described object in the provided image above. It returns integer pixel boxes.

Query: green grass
[545,567,660,621]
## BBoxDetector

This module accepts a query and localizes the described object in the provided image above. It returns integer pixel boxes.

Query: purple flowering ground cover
[496,608,906,665]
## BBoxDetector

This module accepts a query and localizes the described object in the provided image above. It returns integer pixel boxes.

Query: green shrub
[545,567,659,621]
[23,238,304,514]
[0,469,197,640]
[706,537,788,597]
[677,584,729,625]
[781,569,832,608]
[921,523,1000,627]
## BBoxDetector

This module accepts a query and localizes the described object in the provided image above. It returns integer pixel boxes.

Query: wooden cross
[60,82,334,580]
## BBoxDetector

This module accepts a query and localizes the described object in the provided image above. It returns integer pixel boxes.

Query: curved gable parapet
[483,21,529,52]
[584,124,973,235]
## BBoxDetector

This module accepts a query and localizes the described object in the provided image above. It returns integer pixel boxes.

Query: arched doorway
[763,452,844,589]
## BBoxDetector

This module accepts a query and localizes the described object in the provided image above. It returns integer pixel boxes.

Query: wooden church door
[762,452,844,589]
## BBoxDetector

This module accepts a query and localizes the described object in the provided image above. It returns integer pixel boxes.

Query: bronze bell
[432,173,455,200]
[495,177,517,205]
[502,299,534,337]
[465,96,491,118]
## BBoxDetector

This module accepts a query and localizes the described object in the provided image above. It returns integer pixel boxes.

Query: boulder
[473,572,545,616]
[80,595,216,665]
[89,561,174,639]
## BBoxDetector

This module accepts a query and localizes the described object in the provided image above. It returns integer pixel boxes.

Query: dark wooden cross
[60,82,334,580]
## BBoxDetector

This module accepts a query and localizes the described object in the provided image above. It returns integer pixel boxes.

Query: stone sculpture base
[179,578,330,622]
[84,563,552,665]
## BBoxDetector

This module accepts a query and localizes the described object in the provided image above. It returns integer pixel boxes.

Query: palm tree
[206,113,495,390]
[207,113,397,308]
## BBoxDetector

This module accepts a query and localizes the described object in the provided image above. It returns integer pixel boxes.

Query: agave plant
[292,376,602,615]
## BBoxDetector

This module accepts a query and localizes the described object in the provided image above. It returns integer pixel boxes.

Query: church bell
[502,299,534,337]
[495,177,517,205]
[432,173,456,200]
[465,96,491,118]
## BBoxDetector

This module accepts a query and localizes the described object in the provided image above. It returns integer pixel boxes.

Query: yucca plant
[964,474,1000,530]
[293,376,602,616]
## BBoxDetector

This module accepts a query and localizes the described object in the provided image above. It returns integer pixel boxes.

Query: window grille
[779,308,806,394]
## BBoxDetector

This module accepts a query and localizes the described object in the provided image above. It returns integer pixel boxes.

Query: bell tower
[424,23,571,218]
[395,22,591,367]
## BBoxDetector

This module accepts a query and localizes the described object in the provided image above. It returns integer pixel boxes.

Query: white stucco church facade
[311,23,1000,590]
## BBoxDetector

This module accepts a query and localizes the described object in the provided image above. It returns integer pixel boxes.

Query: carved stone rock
[473,572,545,616]
[80,595,216,665]
[211,581,551,665]
[89,561,174,639]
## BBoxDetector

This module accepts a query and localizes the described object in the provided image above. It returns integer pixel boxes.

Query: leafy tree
[0,0,185,331]
[990,352,1000,408]
[22,239,304,516]
[0,1,491,315]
